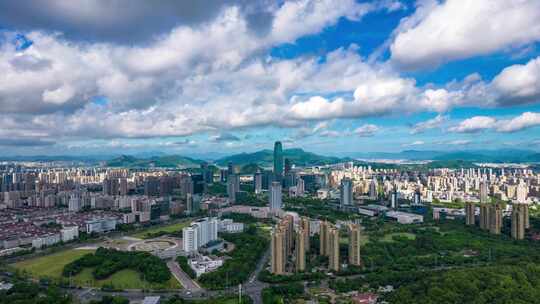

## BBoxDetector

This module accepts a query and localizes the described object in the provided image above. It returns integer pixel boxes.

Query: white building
[182,217,219,252]
[32,233,61,249]
[218,219,244,233]
[270,181,282,211]
[61,226,79,242]
[85,218,117,234]
[386,211,424,224]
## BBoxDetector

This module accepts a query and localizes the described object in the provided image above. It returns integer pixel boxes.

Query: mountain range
[2,148,540,168]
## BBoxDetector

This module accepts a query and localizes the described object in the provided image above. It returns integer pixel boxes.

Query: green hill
[106,155,202,168]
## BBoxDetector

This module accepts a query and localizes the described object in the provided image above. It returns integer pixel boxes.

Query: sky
[1,0,540,157]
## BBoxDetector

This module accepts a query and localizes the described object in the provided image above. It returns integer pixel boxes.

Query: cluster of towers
[465,201,529,240]
[271,216,362,274]
[271,215,309,274]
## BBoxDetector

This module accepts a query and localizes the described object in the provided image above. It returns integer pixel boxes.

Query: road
[167,260,202,291]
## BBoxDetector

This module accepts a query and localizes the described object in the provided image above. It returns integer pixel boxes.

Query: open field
[74,268,180,289]
[13,248,95,278]
[12,248,180,289]
[381,232,416,242]
[130,219,192,239]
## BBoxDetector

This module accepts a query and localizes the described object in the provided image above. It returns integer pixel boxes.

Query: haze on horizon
[1,0,540,157]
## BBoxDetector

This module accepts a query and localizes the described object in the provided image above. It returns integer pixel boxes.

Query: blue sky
[0,0,540,157]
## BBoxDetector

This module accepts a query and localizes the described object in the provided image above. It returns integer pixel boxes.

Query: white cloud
[354,124,379,137]
[391,0,540,69]
[402,140,424,147]
[449,116,497,133]
[450,112,540,133]
[496,112,540,132]
[491,57,540,105]
[410,114,448,134]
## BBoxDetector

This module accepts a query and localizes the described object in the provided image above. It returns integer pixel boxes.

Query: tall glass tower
[273,141,284,178]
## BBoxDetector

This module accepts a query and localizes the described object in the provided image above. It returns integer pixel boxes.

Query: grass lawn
[13,249,95,278]
[381,232,416,242]
[74,268,180,289]
[12,248,181,290]
[130,219,192,239]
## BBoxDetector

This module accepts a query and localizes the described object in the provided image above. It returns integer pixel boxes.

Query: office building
[295,228,306,272]
[254,170,262,194]
[348,224,361,266]
[369,179,378,199]
[270,181,282,211]
[465,202,475,226]
[227,174,240,203]
[340,177,353,206]
[182,217,219,252]
[328,227,340,272]
[273,141,284,180]
[271,228,286,275]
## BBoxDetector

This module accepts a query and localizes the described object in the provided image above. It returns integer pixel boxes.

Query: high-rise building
[270,181,282,211]
[296,177,305,197]
[319,220,329,256]
[328,227,340,272]
[283,215,294,256]
[295,228,306,272]
[479,203,490,230]
[480,180,489,203]
[516,182,528,203]
[186,193,200,214]
[284,158,292,175]
[227,174,240,203]
[390,187,398,209]
[182,217,219,252]
[369,179,378,199]
[413,190,421,205]
[348,224,361,266]
[511,203,526,240]
[301,217,310,251]
[273,141,284,180]
[340,177,353,206]
[465,202,475,226]
[489,204,502,235]
[254,170,262,194]
[271,227,286,275]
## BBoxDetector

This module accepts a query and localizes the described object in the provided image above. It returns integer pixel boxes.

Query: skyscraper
[348,224,361,266]
[295,228,306,272]
[512,203,527,240]
[340,177,353,206]
[489,204,502,235]
[480,180,489,203]
[465,202,475,226]
[479,203,490,230]
[301,217,310,251]
[320,220,328,256]
[271,228,286,275]
[254,170,262,194]
[369,179,378,199]
[270,181,282,211]
[328,227,340,272]
[273,141,284,180]
[227,174,240,203]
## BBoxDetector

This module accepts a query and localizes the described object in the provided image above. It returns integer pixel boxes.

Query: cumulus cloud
[354,124,379,137]
[410,114,448,134]
[391,0,540,69]
[450,112,540,133]
[449,116,497,133]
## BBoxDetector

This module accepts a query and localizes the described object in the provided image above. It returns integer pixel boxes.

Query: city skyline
[0,0,540,156]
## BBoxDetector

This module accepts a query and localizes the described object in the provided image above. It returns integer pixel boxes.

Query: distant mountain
[106,154,203,168]
[216,148,350,167]
[348,149,540,163]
